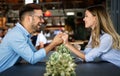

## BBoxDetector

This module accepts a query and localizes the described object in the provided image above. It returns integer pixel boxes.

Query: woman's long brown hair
[86,5,120,50]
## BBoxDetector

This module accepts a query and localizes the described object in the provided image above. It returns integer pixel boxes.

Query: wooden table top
[70,40,88,45]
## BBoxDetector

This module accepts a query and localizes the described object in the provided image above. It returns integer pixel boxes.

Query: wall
[111,0,120,34]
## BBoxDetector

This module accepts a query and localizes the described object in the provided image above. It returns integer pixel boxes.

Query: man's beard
[31,23,41,33]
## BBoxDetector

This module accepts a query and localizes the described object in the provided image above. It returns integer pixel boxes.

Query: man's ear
[29,16,32,22]
[26,15,32,23]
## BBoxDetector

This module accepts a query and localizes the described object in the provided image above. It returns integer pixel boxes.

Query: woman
[62,5,120,67]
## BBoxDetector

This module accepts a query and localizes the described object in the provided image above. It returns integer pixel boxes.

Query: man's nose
[40,18,44,23]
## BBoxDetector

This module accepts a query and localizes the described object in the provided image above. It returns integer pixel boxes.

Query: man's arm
[44,33,63,54]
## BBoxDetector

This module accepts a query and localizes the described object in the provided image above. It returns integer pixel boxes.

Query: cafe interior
[0,0,109,47]
[0,0,120,76]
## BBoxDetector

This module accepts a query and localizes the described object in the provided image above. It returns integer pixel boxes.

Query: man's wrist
[50,42,57,47]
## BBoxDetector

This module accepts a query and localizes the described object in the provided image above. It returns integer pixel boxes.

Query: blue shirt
[0,22,46,72]
[84,33,120,67]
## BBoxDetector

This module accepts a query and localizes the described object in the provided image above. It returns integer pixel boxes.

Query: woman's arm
[62,33,113,62]
[62,33,85,61]
[65,42,85,61]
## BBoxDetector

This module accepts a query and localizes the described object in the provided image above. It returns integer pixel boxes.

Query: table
[70,40,88,45]
[0,61,120,76]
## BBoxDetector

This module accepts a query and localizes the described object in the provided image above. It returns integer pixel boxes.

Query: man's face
[30,10,44,33]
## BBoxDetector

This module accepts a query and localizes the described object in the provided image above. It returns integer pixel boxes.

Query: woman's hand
[62,33,69,44]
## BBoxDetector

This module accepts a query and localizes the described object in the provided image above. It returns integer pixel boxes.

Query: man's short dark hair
[19,3,42,21]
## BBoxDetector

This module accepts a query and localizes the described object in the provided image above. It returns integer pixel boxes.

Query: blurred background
[0,0,120,47]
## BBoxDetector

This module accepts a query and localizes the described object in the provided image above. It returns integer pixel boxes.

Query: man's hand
[51,32,63,46]
[44,32,63,54]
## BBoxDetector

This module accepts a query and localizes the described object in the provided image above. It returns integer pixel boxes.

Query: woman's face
[83,10,96,29]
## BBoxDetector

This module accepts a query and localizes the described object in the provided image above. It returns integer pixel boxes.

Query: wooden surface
[70,40,88,45]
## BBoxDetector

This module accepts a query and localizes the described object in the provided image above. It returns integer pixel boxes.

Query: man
[0,3,63,72]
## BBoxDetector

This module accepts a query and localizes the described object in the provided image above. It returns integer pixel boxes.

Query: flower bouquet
[44,44,76,76]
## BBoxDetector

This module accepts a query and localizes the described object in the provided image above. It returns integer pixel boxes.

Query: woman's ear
[94,16,97,21]
[94,16,97,24]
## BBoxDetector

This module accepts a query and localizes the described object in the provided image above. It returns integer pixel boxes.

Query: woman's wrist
[64,41,69,47]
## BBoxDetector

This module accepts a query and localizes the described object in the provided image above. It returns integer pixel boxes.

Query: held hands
[51,32,63,46]
[49,32,69,46]
[36,32,69,51]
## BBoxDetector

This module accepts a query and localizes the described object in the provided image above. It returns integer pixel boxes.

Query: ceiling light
[66,12,75,16]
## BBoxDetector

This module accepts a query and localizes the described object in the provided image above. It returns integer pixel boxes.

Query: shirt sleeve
[85,34,113,62]
[8,32,46,64]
